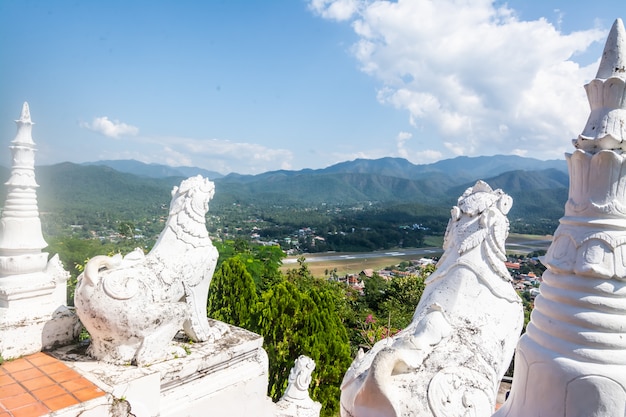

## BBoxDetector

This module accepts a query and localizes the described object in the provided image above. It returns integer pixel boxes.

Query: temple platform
[1,321,274,417]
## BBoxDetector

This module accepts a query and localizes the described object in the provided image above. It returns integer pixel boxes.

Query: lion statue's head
[169,175,215,216]
[161,176,216,242]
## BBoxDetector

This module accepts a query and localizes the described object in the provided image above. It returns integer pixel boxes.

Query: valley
[282,233,552,276]
[1,154,566,279]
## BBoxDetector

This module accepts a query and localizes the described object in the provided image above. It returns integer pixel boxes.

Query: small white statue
[276,355,322,417]
[340,181,524,417]
[74,176,219,366]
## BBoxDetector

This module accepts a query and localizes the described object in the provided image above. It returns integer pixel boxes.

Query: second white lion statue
[340,181,524,417]
[74,175,219,366]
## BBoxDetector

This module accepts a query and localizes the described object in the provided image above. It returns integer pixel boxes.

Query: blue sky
[0,0,623,175]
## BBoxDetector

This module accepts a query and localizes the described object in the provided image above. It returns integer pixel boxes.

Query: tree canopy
[207,257,258,329]
[206,241,353,417]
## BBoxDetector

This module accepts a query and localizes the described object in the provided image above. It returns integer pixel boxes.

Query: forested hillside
[0,155,569,251]
[35,163,179,237]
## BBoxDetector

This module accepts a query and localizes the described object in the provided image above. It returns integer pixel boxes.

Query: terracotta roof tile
[0,352,106,417]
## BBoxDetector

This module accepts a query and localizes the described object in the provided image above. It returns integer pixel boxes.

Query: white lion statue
[276,355,322,417]
[74,175,219,366]
[340,181,524,417]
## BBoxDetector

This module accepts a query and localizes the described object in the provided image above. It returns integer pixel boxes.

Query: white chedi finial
[12,102,35,146]
[596,18,626,79]
[17,102,32,124]
[574,18,626,153]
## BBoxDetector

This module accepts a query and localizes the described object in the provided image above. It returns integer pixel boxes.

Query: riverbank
[281,233,552,277]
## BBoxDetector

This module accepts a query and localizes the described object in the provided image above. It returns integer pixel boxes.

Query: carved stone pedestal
[49,320,275,417]
[0,304,77,360]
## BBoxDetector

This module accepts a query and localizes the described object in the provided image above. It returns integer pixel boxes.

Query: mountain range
[0,155,570,234]
[79,154,569,204]
[211,155,568,210]
[81,159,224,180]
[80,155,567,182]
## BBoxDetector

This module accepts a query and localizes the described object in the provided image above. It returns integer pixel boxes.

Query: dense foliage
[356,268,430,348]
[207,244,352,416]
[204,242,433,415]
[207,257,258,329]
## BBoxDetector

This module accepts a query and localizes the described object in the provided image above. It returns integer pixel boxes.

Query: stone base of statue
[0,304,78,359]
[275,400,322,417]
[48,320,275,417]
[0,256,79,359]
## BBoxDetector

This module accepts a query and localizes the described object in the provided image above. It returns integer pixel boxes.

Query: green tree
[303,286,353,414]
[214,239,237,265]
[380,272,427,331]
[117,221,135,238]
[242,245,285,292]
[354,265,432,348]
[256,277,352,417]
[207,257,258,329]
[214,240,285,292]
[257,281,315,400]
[233,237,251,253]
[362,273,389,313]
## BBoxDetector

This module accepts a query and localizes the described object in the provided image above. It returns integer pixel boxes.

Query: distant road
[283,239,552,265]
[506,239,552,253]
[283,248,442,264]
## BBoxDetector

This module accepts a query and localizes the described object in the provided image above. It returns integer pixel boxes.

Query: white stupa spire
[574,19,626,153]
[494,17,626,417]
[12,102,35,146]
[18,101,31,122]
[0,103,75,360]
[596,18,626,79]
[0,102,47,259]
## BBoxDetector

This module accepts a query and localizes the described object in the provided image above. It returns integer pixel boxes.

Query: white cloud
[152,136,293,175]
[162,146,194,167]
[444,141,466,156]
[413,149,443,163]
[327,149,389,165]
[310,0,607,160]
[308,0,359,21]
[396,131,412,158]
[80,116,139,138]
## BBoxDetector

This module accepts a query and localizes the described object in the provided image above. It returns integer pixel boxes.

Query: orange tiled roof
[0,352,105,417]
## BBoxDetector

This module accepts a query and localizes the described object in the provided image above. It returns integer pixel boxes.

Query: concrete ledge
[49,320,275,417]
